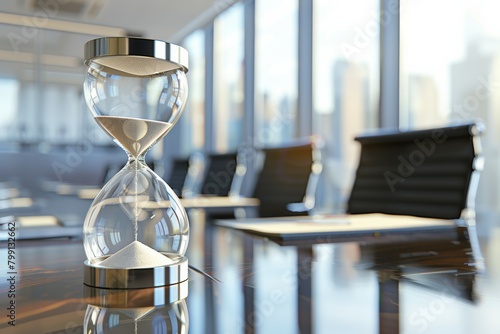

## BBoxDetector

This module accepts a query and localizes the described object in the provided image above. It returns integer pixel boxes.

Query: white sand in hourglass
[99,241,175,268]
[94,115,175,269]
[95,116,172,158]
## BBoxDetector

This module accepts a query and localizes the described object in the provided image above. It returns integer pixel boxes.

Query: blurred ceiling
[0,0,229,81]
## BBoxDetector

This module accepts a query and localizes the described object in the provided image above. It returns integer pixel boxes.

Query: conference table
[0,213,483,334]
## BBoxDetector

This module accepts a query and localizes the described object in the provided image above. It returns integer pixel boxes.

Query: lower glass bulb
[83,159,189,268]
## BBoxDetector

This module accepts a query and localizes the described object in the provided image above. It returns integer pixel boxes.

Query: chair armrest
[287,201,313,213]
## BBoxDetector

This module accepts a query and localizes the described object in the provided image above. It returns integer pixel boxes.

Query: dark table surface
[1,212,499,334]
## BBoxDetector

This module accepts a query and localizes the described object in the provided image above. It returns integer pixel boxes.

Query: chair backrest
[252,140,322,217]
[199,152,239,197]
[166,158,190,198]
[347,122,484,220]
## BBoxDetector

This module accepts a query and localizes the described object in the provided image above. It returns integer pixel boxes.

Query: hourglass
[82,37,189,289]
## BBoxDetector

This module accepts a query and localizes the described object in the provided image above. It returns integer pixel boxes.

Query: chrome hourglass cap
[84,36,189,76]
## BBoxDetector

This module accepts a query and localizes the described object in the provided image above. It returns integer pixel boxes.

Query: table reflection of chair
[185,151,245,333]
[197,140,321,333]
[217,122,484,333]
[360,227,477,332]
[218,138,322,332]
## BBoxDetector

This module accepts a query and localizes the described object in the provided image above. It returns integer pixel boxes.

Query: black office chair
[347,122,483,220]
[165,158,190,198]
[198,152,239,197]
[251,139,322,218]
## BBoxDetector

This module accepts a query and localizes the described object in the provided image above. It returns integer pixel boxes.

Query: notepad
[215,213,457,243]
[17,215,60,227]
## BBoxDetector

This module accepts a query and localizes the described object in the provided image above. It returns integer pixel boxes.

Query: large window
[181,30,206,155]
[0,77,92,146]
[313,0,380,211]
[400,0,500,214]
[0,27,104,148]
[213,3,245,153]
[0,78,19,143]
[400,0,467,128]
[255,0,298,146]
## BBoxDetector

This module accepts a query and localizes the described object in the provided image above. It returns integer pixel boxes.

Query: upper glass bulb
[83,37,188,158]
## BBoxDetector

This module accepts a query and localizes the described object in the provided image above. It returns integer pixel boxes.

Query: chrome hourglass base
[83,256,188,289]
[84,280,189,308]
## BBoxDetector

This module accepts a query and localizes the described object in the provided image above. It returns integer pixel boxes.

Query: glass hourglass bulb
[82,37,189,275]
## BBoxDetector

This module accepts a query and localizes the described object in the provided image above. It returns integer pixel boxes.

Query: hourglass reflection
[84,300,189,334]
[82,37,190,288]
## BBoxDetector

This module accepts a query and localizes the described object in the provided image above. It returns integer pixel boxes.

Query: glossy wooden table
[0,214,482,334]
[215,214,480,333]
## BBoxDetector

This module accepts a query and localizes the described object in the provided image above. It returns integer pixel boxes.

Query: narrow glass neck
[127,152,147,166]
